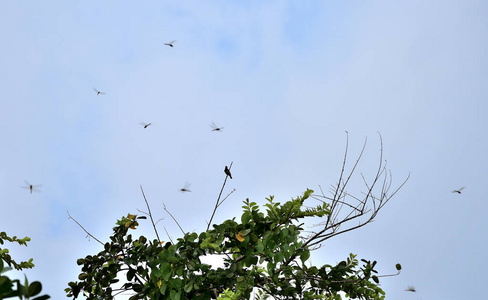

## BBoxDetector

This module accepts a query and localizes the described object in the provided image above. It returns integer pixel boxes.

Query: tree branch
[139,185,161,243]
[66,210,104,245]
[206,162,234,231]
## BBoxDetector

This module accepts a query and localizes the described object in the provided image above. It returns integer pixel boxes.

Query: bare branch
[163,226,174,244]
[140,185,161,243]
[206,162,234,231]
[303,132,409,250]
[163,203,185,235]
[66,210,104,245]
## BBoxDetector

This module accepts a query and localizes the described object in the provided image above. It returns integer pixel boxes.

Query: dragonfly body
[210,122,224,132]
[21,181,42,194]
[452,187,465,194]
[165,40,177,47]
[405,286,416,292]
[93,87,106,95]
[139,122,152,128]
[180,182,191,192]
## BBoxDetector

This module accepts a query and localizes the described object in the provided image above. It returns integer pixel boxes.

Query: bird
[405,286,416,292]
[180,182,191,192]
[210,122,224,132]
[93,87,106,95]
[21,181,42,194]
[224,166,232,179]
[164,40,176,47]
[451,187,465,194]
[139,122,152,128]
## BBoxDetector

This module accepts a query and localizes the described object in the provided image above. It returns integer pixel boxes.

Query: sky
[1,0,487,299]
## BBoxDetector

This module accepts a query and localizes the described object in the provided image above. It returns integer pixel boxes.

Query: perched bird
[405,286,416,292]
[210,122,224,132]
[139,122,152,129]
[180,182,191,192]
[452,187,465,194]
[224,166,232,179]
[21,181,42,194]
[165,40,177,47]
[93,87,106,95]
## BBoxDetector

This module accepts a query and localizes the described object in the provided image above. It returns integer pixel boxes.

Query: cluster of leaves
[0,232,34,271]
[0,232,50,299]
[66,190,399,299]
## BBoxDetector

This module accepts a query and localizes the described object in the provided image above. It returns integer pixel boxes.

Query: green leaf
[27,281,42,297]
[184,281,193,293]
[241,212,252,225]
[256,242,264,253]
[300,251,310,264]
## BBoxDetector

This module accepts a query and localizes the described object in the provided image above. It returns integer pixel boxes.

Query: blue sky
[1,1,487,299]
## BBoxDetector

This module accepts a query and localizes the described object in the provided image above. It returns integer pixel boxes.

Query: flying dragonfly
[180,182,191,192]
[93,87,106,95]
[139,122,152,129]
[405,286,416,292]
[164,40,177,47]
[451,187,465,194]
[210,122,224,132]
[21,181,42,194]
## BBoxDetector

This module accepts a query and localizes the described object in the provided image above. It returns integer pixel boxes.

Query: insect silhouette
[139,122,152,129]
[93,87,106,95]
[210,122,224,132]
[180,182,191,192]
[405,286,416,292]
[451,187,465,194]
[21,181,42,194]
[224,166,232,179]
[165,40,177,47]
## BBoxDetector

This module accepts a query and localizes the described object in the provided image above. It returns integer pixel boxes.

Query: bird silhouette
[165,40,176,47]
[139,122,152,128]
[93,87,106,95]
[180,182,191,192]
[224,166,232,179]
[21,181,42,194]
[210,122,224,132]
[405,286,416,292]
[451,187,465,194]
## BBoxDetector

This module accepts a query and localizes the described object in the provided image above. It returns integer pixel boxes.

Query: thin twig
[206,162,233,231]
[299,133,409,252]
[66,210,104,245]
[218,189,236,208]
[163,226,174,244]
[140,185,161,243]
[163,203,185,235]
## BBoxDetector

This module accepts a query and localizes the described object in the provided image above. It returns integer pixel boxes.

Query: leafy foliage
[66,191,400,299]
[0,232,50,299]
[66,135,407,299]
[0,232,34,271]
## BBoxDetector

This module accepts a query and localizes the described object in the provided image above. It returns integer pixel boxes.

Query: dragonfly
[180,182,191,192]
[93,87,106,95]
[405,286,416,292]
[21,181,42,194]
[210,122,224,132]
[451,187,465,194]
[139,122,152,128]
[164,40,177,47]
